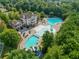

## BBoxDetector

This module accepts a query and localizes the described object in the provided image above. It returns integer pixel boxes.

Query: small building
[9,12,38,31]
[9,20,23,31]
[20,12,38,26]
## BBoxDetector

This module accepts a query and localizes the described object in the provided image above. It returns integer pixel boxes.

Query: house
[9,20,23,31]
[9,12,38,31]
[20,12,38,26]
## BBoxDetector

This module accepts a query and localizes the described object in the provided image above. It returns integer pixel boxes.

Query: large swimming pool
[25,35,38,49]
[48,18,63,26]
[24,18,63,49]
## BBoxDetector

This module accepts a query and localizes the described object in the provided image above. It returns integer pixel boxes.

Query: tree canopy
[0,20,6,33]
[3,49,39,59]
[0,29,20,49]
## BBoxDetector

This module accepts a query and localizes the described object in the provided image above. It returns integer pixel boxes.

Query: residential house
[9,12,38,31]
[20,12,38,26]
[9,20,23,31]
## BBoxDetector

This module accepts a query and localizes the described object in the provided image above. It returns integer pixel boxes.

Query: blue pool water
[25,36,38,49]
[48,18,63,25]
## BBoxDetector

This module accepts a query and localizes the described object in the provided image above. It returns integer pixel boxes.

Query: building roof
[9,20,22,28]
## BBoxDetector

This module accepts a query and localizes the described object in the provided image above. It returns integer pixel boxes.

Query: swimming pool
[25,35,38,49]
[24,18,63,49]
[48,18,63,26]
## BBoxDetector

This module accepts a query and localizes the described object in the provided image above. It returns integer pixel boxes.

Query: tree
[43,45,63,59]
[0,29,20,49]
[40,12,45,18]
[3,49,39,59]
[49,12,54,17]
[69,50,79,59]
[0,11,10,24]
[42,31,54,48]
[60,55,70,59]
[56,13,79,44]
[42,31,54,53]
[56,13,79,55]
[0,20,7,33]
[60,2,73,18]
[8,11,20,20]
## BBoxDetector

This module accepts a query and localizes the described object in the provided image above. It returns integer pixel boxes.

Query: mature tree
[56,13,79,55]
[57,13,79,43]
[60,55,70,59]
[42,31,54,53]
[69,50,79,59]
[0,12,10,24]
[43,45,63,59]
[42,31,54,48]
[60,2,73,18]
[8,11,20,20]
[0,29,20,48]
[0,20,7,33]
[49,12,54,17]
[3,49,39,59]
[39,11,46,18]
